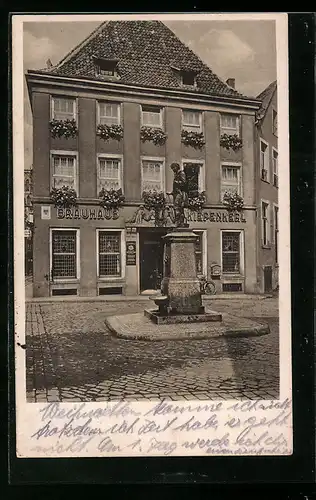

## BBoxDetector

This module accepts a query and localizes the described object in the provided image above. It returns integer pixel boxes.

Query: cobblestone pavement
[25,298,279,402]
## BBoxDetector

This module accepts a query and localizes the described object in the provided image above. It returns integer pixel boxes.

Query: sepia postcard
[13,13,292,458]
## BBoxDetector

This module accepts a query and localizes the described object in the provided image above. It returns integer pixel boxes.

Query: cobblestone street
[25,297,279,402]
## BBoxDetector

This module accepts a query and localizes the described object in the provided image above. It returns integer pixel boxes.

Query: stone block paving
[25,298,279,402]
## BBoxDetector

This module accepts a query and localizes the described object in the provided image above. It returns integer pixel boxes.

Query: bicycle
[199,275,216,295]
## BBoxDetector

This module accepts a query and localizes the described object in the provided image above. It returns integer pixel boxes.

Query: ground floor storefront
[32,203,259,297]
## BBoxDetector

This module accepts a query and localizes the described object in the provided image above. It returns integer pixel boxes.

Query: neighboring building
[24,166,33,275]
[26,20,262,298]
[255,81,278,293]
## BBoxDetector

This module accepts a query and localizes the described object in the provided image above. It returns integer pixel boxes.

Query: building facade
[26,20,262,297]
[255,81,279,293]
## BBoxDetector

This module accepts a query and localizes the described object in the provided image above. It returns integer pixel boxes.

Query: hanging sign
[126,241,137,266]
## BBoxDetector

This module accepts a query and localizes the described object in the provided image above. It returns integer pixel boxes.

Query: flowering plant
[142,190,167,226]
[220,133,243,151]
[222,191,244,211]
[49,119,78,139]
[140,126,167,146]
[50,186,77,208]
[187,191,206,211]
[99,188,125,209]
[96,124,124,141]
[142,190,166,212]
[181,130,205,149]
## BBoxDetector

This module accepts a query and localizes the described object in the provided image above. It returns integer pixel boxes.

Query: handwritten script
[19,398,292,457]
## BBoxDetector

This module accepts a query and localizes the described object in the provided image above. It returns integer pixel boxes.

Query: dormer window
[181,70,196,87]
[94,57,118,78]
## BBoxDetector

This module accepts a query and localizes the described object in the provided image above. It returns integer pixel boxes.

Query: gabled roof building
[26,20,262,298]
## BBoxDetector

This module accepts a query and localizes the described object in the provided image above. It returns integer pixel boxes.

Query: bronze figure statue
[170,162,189,227]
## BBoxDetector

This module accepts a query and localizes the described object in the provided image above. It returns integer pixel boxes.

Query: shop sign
[126,206,246,225]
[56,207,119,220]
[187,210,246,223]
[126,241,137,266]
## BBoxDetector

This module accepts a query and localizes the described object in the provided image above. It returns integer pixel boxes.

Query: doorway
[263,266,273,293]
[139,230,166,292]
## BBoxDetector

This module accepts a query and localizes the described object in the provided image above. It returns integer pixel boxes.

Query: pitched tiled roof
[256,80,277,122]
[35,20,256,101]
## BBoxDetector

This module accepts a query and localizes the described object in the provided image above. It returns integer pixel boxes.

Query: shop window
[51,152,77,191]
[98,231,122,277]
[52,97,76,121]
[97,101,121,126]
[222,283,242,292]
[220,114,240,136]
[52,289,78,296]
[97,155,122,192]
[260,140,269,181]
[51,229,79,279]
[221,164,241,200]
[98,287,122,295]
[182,109,202,132]
[141,105,163,128]
[141,158,164,192]
[272,148,278,187]
[222,231,241,274]
[261,201,270,246]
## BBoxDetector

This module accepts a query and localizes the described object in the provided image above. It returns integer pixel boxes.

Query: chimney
[46,59,53,68]
[226,78,235,89]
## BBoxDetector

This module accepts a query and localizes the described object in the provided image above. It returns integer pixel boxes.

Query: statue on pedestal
[170,162,188,227]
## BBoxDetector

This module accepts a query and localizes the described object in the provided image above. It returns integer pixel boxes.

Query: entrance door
[140,231,165,291]
[264,266,273,293]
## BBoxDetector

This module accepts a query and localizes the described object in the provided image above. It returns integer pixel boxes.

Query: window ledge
[51,279,79,284]
[98,277,125,282]
[261,245,272,249]
[260,178,270,184]
[222,274,244,279]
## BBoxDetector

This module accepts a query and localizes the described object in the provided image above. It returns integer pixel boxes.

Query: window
[260,140,269,181]
[182,161,204,194]
[181,71,196,87]
[141,158,164,192]
[182,110,202,132]
[51,230,78,279]
[221,164,241,200]
[52,97,76,121]
[95,59,118,77]
[97,155,122,192]
[25,179,30,192]
[141,106,163,128]
[51,152,77,191]
[97,102,120,126]
[274,206,279,264]
[272,148,278,187]
[98,231,122,277]
[220,114,239,136]
[272,108,278,136]
[222,232,241,274]
[261,201,270,246]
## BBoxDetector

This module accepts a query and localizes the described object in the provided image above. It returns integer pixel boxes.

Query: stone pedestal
[161,228,204,315]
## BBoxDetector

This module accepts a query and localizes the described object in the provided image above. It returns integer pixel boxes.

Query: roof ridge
[256,80,277,99]
[53,21,109,70]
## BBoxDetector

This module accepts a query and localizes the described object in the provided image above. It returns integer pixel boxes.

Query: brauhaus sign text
[56,206,247,223]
